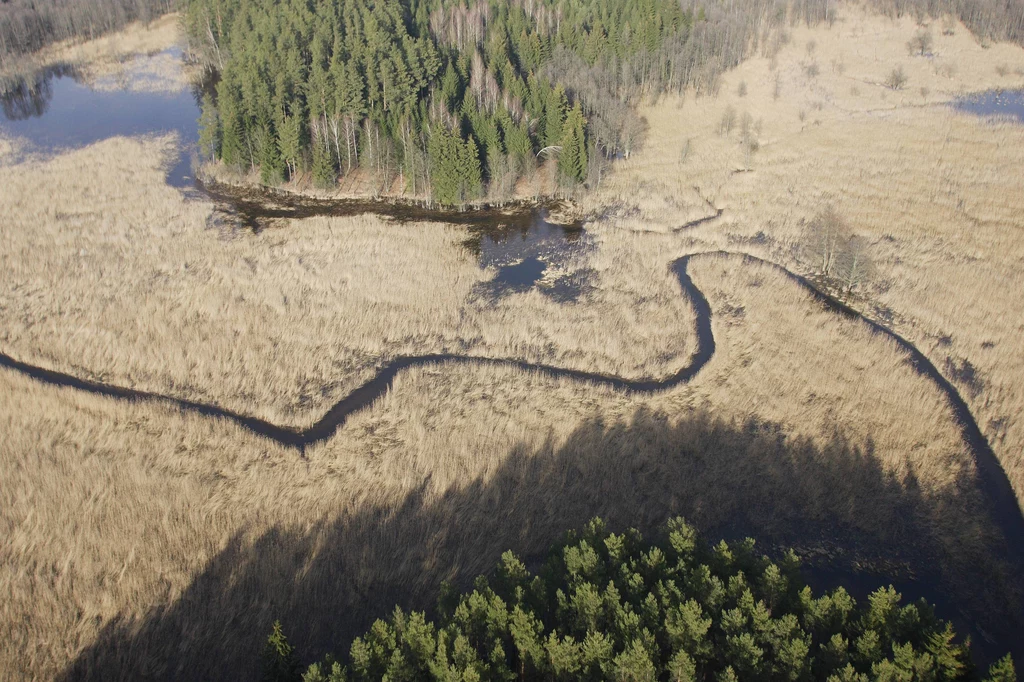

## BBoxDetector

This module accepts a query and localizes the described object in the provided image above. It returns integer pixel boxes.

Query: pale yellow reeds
[587,7,1024,509]
[1,5,1021,679]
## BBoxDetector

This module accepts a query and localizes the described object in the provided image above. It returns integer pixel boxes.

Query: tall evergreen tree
[257,116,284,185]
[428,125,459,205]
[261,621,301,682]
[197,93,221,162]
[558,101,587,184]
[278,113,303,180]
[544,84,568,148]
[458,135,483,201]
[218,86,245,168]
[312,134,337,188]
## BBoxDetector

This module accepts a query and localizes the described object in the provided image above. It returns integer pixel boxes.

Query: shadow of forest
[62,407,1023,680]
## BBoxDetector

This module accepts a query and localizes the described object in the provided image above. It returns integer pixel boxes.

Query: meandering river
[2,53,1022,666]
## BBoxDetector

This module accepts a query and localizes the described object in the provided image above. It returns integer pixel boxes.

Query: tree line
[186,0,842,204]
[260,517,1017,681]
[0,0,175,69]
[866,0,1024,46]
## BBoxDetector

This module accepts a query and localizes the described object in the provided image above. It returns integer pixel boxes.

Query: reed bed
[586,7,1024,508]
[0,251,1001,680]
[0,134,696,427]
[1,6,1020,679]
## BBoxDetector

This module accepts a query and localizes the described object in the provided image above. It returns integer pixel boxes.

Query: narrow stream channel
[2,56,1023,667]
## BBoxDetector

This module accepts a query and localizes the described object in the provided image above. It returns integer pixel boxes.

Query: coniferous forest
[183,0,841,203]
[262,518,1017,682]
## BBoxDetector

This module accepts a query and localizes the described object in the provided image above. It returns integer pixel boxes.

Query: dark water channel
[952,89,1024,123]
[1,55,1023,670]
[0,48,202,186]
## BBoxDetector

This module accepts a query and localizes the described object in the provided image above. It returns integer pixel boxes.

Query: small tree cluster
[801,206,875,293]
[907,29,934,56]
[428,126,483,206]
[285,518,1015,682]
[885,65,909,90]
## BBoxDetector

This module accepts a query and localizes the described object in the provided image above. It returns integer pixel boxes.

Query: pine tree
[985,655,1017,682]
[613,640,656,682]
[262,621,301,682]
[283,517,1010,682]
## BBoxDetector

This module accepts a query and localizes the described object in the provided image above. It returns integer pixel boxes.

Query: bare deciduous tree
[885,65,908,90]
[907,28,933,56]
[0,0,175,69]
[868,0,1024,47]
[719,105,736,136]
[801,206,874,292]
[835,235,875,293]
[802,206,850,277]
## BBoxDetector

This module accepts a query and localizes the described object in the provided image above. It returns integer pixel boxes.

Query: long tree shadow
[62,408,1022,681]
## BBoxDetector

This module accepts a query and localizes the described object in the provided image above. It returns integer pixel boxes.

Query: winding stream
[3,54,1023,665]
[2,251,1021,565]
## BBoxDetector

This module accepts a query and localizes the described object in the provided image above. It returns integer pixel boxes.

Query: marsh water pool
[0,49,201,186]
[952,88,1024,123]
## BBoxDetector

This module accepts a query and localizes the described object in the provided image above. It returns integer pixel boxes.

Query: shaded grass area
[59,408,1022,681]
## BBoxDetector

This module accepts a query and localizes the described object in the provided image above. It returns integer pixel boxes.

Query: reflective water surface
[0,49,201,186]
[952,89,1024,123]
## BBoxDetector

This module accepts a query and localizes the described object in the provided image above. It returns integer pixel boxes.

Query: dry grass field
[2,4,1023,680]
[588,8,1024,509]
[0,134,696,427]
[1,249,1009,680]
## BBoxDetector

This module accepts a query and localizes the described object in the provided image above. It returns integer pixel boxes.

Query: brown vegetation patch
[1,250,1012,680]
[0,135,696,428]
[587,7,1024,510]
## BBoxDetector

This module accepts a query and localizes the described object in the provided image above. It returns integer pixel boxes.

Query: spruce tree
[257,116,285,185]
[218,87,245,168]
[458,135,483,201]
[197,93,221,162]
[558,101,587,184]
[544,84,568,148]
[277,113,303,180]
[312,139,336,189]
[428,125,459,205]
[262,621,301,682]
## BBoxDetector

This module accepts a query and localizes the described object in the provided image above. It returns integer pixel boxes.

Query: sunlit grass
[588,7,1024,509]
